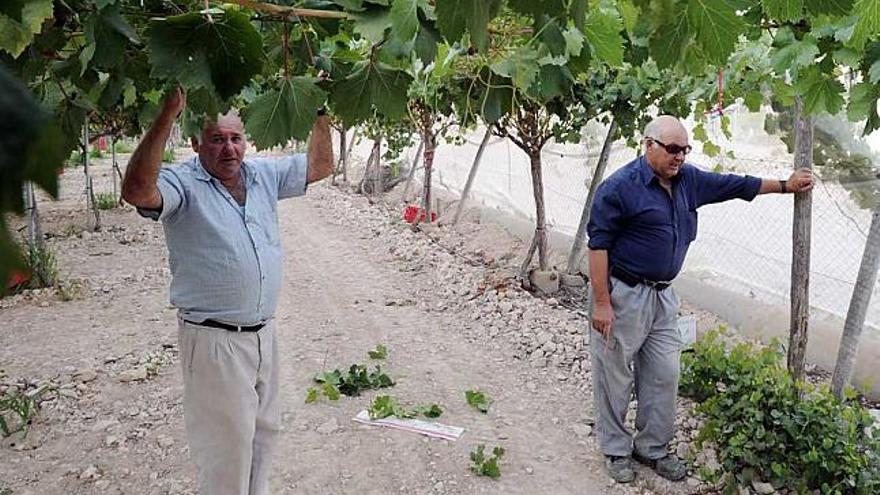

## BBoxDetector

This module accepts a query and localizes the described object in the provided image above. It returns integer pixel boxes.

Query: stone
[529,270,560,294]
[316,417,340,435]
[118,367,148,382]
[156,435,174,449]
[559,273,586,288]
[752,480,776,495]
[572,424,592,438]
[74,369,98,383]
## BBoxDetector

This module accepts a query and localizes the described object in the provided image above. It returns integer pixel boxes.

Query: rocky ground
[1,151,870,495]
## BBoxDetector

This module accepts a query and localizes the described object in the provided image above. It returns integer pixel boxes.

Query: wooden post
[788,96,813,383]
[452,127,492,226]
[566,119,617,274]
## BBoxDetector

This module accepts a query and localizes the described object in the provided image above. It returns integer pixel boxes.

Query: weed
[470,445,504,479]
[95,192,117,210]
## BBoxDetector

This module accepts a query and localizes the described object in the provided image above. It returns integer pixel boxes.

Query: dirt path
[1,158,694,494]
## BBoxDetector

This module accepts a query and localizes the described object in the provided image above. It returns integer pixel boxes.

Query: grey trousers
[178,319,281,495]
[590,277,682,459]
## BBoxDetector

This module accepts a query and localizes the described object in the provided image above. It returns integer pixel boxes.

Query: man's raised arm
[306,114,334,184]
[122,87,186,209]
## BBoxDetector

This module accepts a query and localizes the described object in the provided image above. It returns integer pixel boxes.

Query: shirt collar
[637,155,685,186]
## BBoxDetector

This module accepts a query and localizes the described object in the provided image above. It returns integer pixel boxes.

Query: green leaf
[583,9,625,66]
[414,19,441,65]
[571,0,587,31]
[368,344,388,359]
[331,0,366,10]
[849,0,880,50]
[390,0,419,42]
[770,38,819,76]
[350,8,393,44]
[761,0,804,22]
[491,46,540,91]
[847,81,880,121]
[147,10,266,101]
[650,14,691,69]
[870,59,880,83]
[242,77,327,151]
[687,0,746,64]
[507,0,566,17]
[743,90,764,111]
[329,60,413,123]
[530,64,573,100]
[321,382,341,400]
[804,0,852,15]
[0,0,53,58]
[84,5,140,70]
[703,141,721,157]
[795,66,845,115]
[435,0,502,52]
[305,387,319,403]
[465,389,491,413]
[563,27,585,58]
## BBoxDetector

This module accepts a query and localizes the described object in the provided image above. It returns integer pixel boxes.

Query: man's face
[193,115,247,181]
[645,126,690,181]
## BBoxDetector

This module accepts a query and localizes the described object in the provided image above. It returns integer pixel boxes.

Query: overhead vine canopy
[2,0,880,282]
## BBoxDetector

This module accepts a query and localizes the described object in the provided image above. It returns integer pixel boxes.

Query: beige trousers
[178,319,280,495]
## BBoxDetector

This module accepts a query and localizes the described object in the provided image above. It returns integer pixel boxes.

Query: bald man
[122,87,333,495]
[586,115,813,483]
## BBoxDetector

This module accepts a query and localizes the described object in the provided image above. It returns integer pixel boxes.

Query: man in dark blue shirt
[586,115,813,483]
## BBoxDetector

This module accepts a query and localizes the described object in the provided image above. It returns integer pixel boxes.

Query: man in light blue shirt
[122,87,333,495]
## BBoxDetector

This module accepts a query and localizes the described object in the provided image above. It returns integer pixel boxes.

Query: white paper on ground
[352,410,464,441]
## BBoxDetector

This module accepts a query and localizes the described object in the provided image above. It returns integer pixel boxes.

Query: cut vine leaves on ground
[470,444,505,480]
[367,395,443,420]
[465,389,491,413]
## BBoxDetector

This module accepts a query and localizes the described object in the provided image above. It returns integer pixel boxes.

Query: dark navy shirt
[587,156,762,281]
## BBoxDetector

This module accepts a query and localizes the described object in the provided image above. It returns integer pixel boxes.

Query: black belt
[610,265,672,291]
[184,319,266,332]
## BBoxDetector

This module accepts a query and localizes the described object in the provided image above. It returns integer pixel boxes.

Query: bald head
[643,115,687,143]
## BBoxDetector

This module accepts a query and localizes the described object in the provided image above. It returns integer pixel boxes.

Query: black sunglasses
[649,138,692,156]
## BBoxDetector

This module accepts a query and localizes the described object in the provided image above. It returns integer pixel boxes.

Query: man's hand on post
[787,168,814,193]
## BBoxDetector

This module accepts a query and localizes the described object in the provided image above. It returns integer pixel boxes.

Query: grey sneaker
[632,452,688,481]
[605,455,636,483]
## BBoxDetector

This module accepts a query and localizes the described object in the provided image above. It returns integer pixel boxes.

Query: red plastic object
[403,205,436,224]
[6,270,30,292]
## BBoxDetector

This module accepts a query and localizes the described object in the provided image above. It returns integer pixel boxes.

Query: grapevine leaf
[368,344,388,359]
[329,60,412,124]
[869,59,880,83]
[848,0,880,50]
[804,0,852,15]
[330,0,367,10]
[242,77,327,150]
[84,5,140,70]
[147,10,265,101]
[770,38,819,76]
[0,0,53,58]
[650,14,691,69]
[490,46,540,92]
[795,66,845,115]
[761,0,803,22]
[435,0,502,52]
[350,8,393,44]
[847,82,880,121]
[390,0,419,42]
[530,64,574,100]
[414,18,441,65]
[571,0,587,31]
[583,8,625,66]
[687,0,746,64]
[305,388,319,403]
[507,0,566,17]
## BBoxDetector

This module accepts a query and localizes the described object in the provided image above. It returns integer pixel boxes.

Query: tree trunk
[111,136,124,206]
[419,133,436,224]
[359,137,380,195]
[528,150,548,271]
[452,127,492,226]
[788,96,813,383]
[345,127,357,183]
[83,120,101,232]
[831,208,880,398]
[403,139,423,202]
[519,233,539,288]
[566,118,617,274]
[332,124,346,185]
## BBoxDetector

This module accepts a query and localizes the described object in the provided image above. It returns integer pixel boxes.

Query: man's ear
[191,137,200,152]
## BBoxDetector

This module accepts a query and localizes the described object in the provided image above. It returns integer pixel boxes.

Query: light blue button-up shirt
[139,155,308,325]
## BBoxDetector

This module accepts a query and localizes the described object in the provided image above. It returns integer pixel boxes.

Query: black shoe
[632,451,688,481]
[605,455,635,483]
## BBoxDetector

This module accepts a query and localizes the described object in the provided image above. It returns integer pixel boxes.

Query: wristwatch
[779,179,787,193]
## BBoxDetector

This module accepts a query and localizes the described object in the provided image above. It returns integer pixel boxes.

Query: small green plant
[304,388,320,403]
[367,395,443,420]
[112,140,134,153]
[465,389,491,413]
[368,344,387,360]
[55,279,85,302]
[89,147,103,159]
[95,192,118,210]
[470,445,505,479]
[24,241,56,290]
[0,385,53,437]
[162,148,175,163]
[680,329,880,493]
[314,364,394,397]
